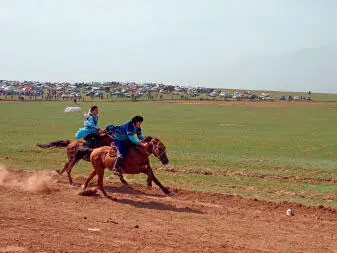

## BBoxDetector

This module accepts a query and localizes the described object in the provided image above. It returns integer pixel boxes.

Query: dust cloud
[0,165,57,193]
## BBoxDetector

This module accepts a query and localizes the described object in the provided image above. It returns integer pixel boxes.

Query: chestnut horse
[37,134,114,184]
[82,137,170,198]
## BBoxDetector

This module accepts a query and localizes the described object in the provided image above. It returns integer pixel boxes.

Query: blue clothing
[106,121,144,158]
[75,114,99,139]
[105,124,115,134]
[111,121,144,145]
[114,139,133,158]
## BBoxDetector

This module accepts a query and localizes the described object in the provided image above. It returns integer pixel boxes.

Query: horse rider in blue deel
[106,115,147,176]
[75,105,101,148]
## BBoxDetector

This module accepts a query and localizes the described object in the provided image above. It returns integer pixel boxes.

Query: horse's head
[145,137,169,165]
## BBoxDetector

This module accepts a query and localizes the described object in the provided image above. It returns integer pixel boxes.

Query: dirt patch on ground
[1,168,337,252]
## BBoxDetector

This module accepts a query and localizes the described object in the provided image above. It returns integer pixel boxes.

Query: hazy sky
[1,0,336,91]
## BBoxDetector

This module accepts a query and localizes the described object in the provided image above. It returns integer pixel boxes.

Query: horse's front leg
[97,169,116,200]
[82,169,97,189]
[147,174,153,189]
[139,163,152,188]
[97,170,108,197]
[146,165,170,195]
[143,164,153,188]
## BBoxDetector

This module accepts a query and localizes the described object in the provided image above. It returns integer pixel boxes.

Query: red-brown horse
[37,134,114,184]
[82,137,171,198]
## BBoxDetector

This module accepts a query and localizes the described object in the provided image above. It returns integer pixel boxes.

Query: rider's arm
[127,123,141,145]
[127,134,141,145]
[136,128,144,141]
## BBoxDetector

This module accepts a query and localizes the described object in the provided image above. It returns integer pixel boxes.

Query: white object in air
[64,107,82,113]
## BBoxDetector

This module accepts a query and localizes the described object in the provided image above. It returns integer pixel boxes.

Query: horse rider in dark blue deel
[106,115,147,176]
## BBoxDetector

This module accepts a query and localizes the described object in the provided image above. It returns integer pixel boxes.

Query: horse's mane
[143,136,153,142]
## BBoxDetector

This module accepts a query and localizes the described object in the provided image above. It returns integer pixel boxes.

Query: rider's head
[90,105,98,116]
[132,115,143,128]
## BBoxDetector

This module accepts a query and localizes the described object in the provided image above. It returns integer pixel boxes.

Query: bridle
[146,141,166,159]
[153,144,166,159]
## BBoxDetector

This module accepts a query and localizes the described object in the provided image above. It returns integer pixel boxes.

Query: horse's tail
[37,140,71,149]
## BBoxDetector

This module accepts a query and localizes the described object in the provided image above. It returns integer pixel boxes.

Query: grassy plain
[1,100,337,207]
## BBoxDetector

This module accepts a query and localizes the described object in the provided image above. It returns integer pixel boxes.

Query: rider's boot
[88,140,96,148]
[112,156,123,176]
[89,135,99,148]
[83,135,90,148]
[84,140,94,148]
[83,135,94,148]
[90,134,100,148]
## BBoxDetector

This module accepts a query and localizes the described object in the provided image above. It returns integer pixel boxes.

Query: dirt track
[1,169,337,253]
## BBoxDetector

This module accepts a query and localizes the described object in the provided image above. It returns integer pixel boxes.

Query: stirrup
[112,168,122,177]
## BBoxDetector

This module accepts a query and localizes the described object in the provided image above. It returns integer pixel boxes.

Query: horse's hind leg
[56,161,74,185]
[65,158,79,185]
[56,146,77,184]
[56,161,70,175]
[57,159,77,185]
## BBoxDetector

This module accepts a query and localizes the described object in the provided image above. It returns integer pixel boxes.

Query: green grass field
[1,100,337,208]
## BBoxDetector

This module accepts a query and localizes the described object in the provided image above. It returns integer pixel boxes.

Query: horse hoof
[78,188,97,196]
[56,169,61,175]
[167,191,175,197]
[106,195,117,201]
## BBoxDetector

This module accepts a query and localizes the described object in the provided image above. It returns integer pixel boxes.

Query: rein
[146,142,166,159]
[105,133,114,140]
